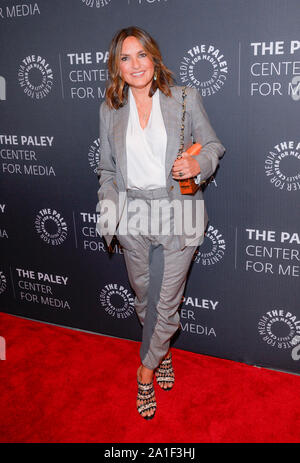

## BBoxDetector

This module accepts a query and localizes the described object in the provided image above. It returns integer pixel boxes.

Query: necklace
[132,89,152,127]
[137,102,152,126]
[141,111,149,121]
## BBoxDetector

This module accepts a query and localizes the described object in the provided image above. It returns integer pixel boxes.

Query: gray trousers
[116,187,197,370]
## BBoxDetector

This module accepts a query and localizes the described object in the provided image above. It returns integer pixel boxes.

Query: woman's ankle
[138,364,154,382]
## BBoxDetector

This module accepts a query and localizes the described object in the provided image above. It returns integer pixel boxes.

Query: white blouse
[126,87,167,190]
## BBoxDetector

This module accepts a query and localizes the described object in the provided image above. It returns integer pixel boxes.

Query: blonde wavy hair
[105,26,175,109]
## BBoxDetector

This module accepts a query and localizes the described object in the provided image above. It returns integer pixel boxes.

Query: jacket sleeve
[189,88,225,182]
[96,101,118,204]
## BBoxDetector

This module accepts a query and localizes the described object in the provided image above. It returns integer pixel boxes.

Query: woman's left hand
[172,151,201,180]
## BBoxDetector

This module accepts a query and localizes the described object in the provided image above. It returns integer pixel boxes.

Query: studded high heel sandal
[136,367,157,420]
[155,352,175,391]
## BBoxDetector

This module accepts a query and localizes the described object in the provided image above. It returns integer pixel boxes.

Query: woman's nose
[131,57,140,69]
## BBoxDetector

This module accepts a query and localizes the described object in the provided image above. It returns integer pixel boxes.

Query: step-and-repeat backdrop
[1,0,299,374]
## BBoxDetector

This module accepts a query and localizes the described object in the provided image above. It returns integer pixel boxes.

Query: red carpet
[0,311,300,443]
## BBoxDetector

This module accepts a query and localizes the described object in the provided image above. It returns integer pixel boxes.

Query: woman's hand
[172,151,201,180]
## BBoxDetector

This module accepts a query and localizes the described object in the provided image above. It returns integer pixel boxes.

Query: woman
[96,26,225,420]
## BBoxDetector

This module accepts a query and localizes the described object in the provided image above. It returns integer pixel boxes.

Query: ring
[179,172,183,177]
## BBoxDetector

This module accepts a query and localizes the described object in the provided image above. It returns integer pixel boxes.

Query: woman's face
[119,36,155,90]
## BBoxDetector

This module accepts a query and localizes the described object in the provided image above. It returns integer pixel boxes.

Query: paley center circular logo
[35,208,68,245]
[88,138,101,174]
[0,271,7,294]
[193,224,226,265]
[18,55,54,99]
[99,283,135,319]
[264,140,300,192]
[258,309,300,349]
[81,0,111,7]
[179,43,228,95]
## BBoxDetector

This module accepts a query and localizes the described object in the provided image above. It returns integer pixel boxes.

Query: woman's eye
[139,53,147,58]
[121,56,128,61]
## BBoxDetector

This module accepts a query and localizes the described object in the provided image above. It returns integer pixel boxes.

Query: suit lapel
[113,101,130,189]
[159,89,182,180]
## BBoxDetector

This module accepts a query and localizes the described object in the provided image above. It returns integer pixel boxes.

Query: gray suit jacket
[95,85,225,249]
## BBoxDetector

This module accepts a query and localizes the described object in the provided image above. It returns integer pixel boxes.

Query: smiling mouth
[131,71,145,77]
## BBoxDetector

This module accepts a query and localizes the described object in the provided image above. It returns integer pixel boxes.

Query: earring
[153,71,157,81]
